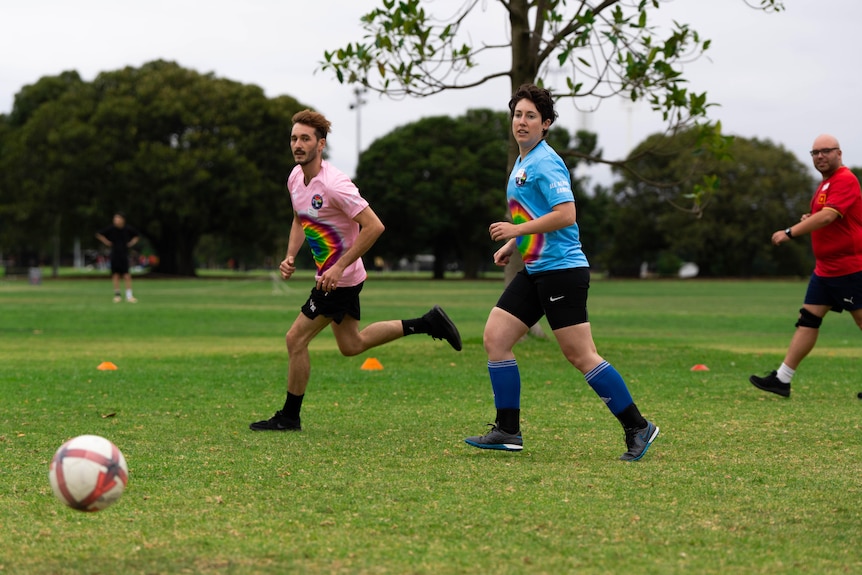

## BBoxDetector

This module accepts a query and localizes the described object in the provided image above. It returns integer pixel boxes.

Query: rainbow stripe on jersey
[509,199,543,264]
[298,214,344,274]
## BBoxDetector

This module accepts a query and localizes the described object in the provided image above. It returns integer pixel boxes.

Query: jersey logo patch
[311,194,324,209]
[515,168,527,187]
[817,193,827,205]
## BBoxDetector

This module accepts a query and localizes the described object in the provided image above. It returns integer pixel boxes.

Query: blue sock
[489,359,520,409]
[584,361,633,415]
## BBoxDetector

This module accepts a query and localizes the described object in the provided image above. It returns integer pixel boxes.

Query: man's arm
[772,208,840,245]
[279,214,307,280]
[316,206,384,291]
[340,206,385,268]
[95,233,111,247]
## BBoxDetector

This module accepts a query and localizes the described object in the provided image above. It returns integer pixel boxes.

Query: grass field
[1,274,860,574]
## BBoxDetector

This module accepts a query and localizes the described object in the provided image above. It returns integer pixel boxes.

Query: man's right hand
[279,256,296,280]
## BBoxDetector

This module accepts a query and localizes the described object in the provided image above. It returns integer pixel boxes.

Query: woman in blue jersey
[464,84,659,461]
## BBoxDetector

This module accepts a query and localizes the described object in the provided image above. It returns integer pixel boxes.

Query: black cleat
[424,305,462,351]
[249,410,302,431]
[620,421,659,461]
[749,371,791,397]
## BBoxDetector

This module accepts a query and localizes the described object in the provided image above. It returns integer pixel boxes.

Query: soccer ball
[48,434,129,512]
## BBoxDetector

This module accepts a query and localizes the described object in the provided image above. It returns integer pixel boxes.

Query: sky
[3,0,860,188]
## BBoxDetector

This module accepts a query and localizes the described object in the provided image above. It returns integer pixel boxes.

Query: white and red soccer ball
[48,434,129,511]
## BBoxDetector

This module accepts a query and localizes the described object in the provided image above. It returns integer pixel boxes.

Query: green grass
[1,276,860,574]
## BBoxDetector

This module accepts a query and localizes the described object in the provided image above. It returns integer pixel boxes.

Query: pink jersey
[287,160,370,287]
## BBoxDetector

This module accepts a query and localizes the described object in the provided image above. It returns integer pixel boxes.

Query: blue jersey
[507,140,588,273]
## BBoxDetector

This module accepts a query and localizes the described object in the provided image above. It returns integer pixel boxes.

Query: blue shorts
[495,268,590,330]
[301,282,363,324]
[804,271,862,312]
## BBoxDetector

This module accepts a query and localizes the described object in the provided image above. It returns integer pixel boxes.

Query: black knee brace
[795,307,823,329]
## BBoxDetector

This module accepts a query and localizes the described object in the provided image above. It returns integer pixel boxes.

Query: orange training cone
[690,364,709,371]
[97,361,118,371]
[361,357,383,370]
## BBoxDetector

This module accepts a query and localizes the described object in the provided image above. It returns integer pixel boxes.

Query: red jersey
[810,165,862,277]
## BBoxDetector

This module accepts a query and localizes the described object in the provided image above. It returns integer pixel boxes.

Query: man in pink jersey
[750,134,862,398]
[250,109,462,431]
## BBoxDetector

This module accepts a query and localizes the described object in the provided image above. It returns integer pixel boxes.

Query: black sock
[615,403,647,430]
[496,408,520,435]
[281,392,304,420]
[401,317,430,336]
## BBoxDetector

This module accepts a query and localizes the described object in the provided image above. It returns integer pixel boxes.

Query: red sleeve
[824,168,861,216]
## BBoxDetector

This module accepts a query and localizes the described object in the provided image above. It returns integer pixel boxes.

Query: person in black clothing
[96,212,139,303]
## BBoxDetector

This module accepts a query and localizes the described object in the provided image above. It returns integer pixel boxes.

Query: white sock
[126,289,133,300]
[776,363,795,384]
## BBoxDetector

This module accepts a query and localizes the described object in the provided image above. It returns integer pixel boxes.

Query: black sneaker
[249,410,301,431]
[464,424,523,451]
[424,305,462,351]
[620,421,659,461]
[749,371,791,397]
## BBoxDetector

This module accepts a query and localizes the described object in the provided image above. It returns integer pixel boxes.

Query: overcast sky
[3,1,860,188]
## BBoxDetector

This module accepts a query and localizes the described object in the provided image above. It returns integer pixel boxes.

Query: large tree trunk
[504,1,547,338]
[51,214,61,278]
[432,253,446,280]
[151,228,198,276]
[461,249,481,280]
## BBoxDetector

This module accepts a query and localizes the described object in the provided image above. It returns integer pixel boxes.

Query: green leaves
[1,61,308,275]
[321,0,781,184]
[354,110,510,278]
[608,128,813,276]
[319,0,476,96]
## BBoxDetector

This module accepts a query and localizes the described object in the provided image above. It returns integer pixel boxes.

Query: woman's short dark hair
[508,84,558,137]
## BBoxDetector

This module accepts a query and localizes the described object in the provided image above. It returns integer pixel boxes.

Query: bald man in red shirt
[750,134,862,398]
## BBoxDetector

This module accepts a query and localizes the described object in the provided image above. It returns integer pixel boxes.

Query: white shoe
[126,297,138,303]
[113,296,122,303]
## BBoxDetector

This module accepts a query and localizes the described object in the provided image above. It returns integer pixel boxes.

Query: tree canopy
[323,0,783,178]
[605,130,815,277]
[356,110,508,278]
[355,109,599,278]
[0,61,308,275]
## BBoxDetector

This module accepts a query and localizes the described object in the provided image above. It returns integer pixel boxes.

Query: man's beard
[294,150,318,166]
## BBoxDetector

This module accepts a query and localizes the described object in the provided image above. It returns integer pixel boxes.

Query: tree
[355,110,601,278]
[322,0,783,340]
[0,61,309,275]
[606,130,815,277]
[323,0,783,184]
[356,109,509,278]
[0,72,92,274]
[573,183,617,271]
[543,125,611,267]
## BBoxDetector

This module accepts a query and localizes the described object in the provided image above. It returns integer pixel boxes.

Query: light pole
[349,87,367,168]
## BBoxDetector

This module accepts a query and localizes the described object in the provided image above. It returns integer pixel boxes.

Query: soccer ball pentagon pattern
[48,434,129,511]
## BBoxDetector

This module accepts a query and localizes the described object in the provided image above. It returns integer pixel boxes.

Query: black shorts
[301,282,363,324]
[495,268,590,330]
[110,255,130,275]
[804,271,862,312]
